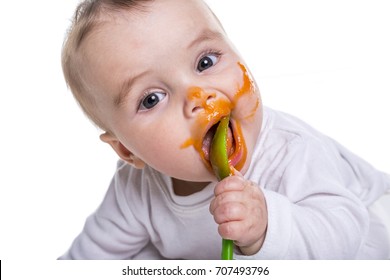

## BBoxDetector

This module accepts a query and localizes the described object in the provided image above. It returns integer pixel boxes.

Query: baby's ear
[100,132,146,169]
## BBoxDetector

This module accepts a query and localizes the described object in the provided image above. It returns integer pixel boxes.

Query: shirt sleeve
[235,137,371,259]
[58,162,149,259]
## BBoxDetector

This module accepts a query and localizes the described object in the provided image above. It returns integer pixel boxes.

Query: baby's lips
[228,146,243,170]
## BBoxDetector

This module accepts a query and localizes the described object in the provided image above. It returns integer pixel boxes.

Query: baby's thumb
[231,167,244,178]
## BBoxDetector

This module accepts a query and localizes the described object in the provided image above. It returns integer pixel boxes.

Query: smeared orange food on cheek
[232,63,260,120]
[181,62,259,172]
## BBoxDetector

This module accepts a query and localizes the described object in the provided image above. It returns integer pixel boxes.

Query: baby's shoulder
[260,107,344,166]
[262,107,323,150]
[113,160,169,197]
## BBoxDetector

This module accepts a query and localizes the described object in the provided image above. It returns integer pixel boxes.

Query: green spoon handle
[210,115,234,260]
[221,239,234,260]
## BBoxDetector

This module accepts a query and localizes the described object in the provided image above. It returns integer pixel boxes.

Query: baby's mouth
[202,119,235,164]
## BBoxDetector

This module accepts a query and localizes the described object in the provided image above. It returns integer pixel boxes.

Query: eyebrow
[187,29,225,50]
[114,70,149,108]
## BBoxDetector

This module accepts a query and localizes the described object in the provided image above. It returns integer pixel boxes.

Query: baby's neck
[171,178,210,196]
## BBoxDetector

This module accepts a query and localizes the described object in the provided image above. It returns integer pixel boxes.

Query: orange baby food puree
[181,62,258,172]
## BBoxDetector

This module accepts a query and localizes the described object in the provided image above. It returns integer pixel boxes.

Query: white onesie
[59,107,390,259]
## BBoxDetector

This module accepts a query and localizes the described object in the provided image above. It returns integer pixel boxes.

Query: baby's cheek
[233,93,261,121]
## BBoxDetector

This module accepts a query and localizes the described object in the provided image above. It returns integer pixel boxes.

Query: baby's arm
[59,162,149,259]
[209,173,268,256]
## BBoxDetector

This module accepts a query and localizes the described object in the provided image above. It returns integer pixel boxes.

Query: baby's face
[81,0,263,181]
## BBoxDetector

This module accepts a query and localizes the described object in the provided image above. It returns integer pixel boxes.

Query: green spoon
[210,115,234,260]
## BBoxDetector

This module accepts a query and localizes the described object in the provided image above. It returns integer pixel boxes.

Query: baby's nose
[185,87,216,117]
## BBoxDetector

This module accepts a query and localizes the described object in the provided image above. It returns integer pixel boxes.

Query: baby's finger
[217,220,248,241]
[231,167,244,178]
[212,201,246,224]
[209,190,244,214]
[214,175,245,196]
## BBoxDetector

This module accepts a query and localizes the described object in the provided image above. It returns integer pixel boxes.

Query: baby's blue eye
[197,54,218,72]
[139,92,166,110]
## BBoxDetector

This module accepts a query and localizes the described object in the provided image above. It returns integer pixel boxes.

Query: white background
[0,0,389,263]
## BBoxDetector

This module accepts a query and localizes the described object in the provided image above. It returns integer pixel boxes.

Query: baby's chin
[154,160,208,181]
[181,172,216,183]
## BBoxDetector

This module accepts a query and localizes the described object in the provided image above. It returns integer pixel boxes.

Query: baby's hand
[209,173,268,256]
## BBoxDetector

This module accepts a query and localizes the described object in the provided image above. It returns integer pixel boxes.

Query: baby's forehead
[77,0,226,81]
[99,0,219,29]
[81,0,223,50]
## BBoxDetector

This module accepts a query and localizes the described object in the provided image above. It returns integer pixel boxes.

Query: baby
[59,0,390,259]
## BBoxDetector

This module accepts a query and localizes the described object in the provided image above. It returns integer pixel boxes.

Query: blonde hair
[62,0,153,130]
